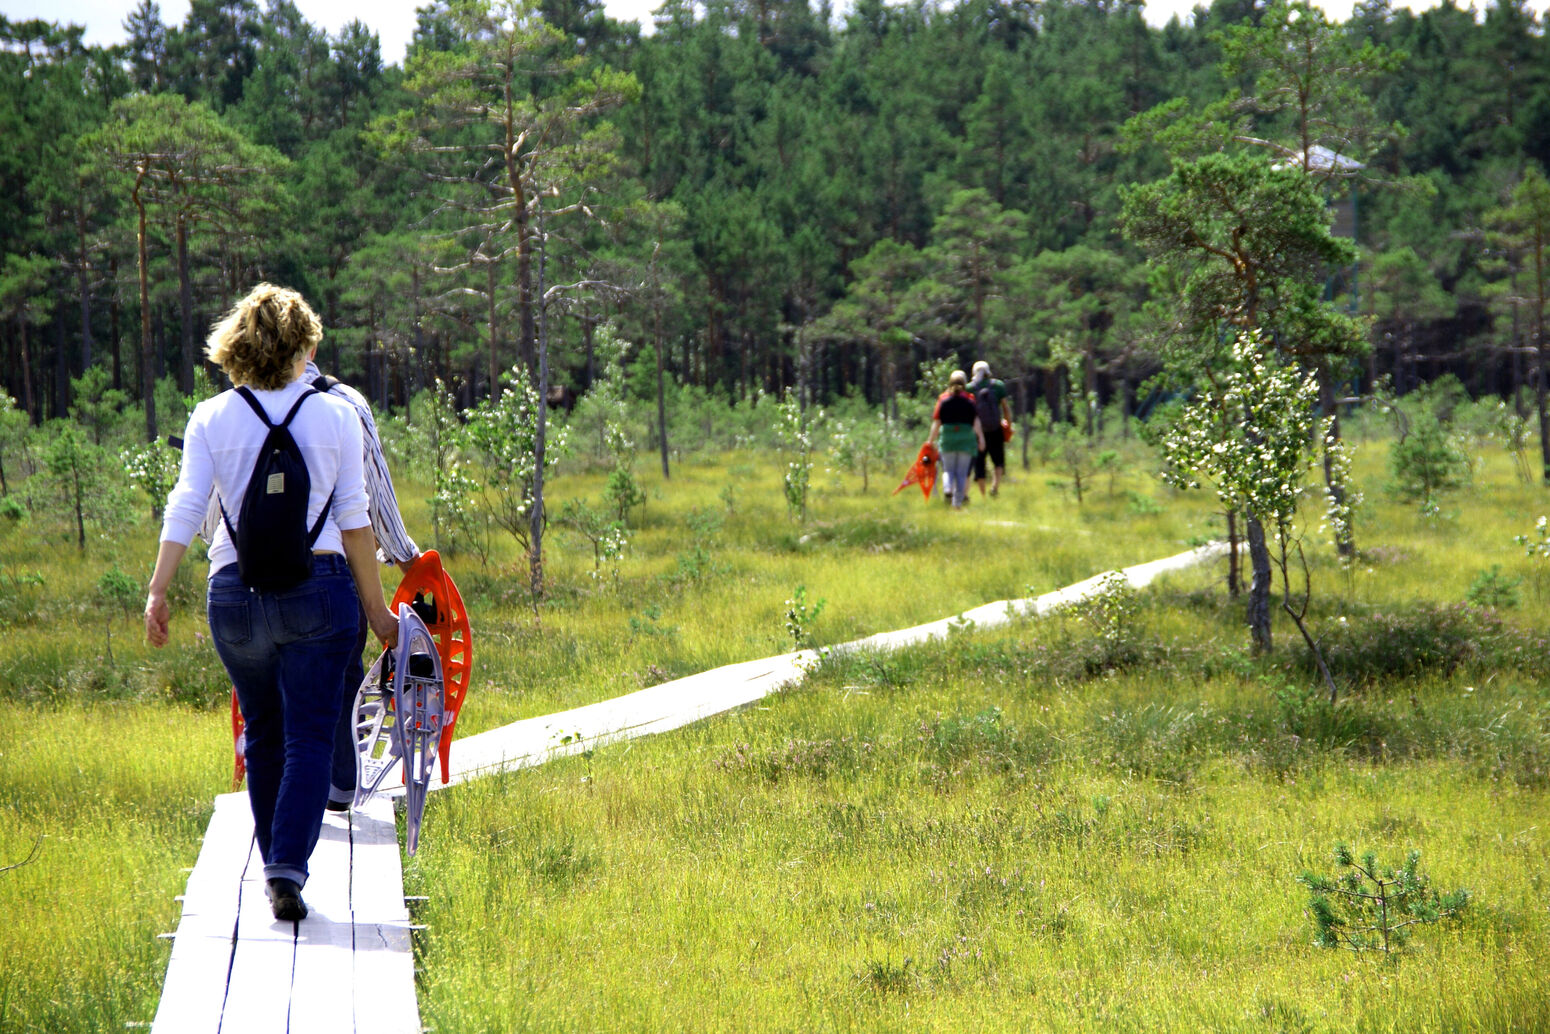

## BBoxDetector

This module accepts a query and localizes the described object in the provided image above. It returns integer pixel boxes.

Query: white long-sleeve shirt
[191,363,420,566]
[161,380,370,574]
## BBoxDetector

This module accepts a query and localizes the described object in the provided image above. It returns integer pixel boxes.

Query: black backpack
[219,386,334,592]
[974,384,1000,429]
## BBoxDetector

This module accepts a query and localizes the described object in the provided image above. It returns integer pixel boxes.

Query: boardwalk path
[149,543,1225,1033]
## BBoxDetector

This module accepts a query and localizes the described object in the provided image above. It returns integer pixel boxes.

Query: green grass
[2,427,1550,1030]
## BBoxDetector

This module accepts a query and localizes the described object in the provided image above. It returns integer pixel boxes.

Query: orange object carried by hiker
[894,441,940,500]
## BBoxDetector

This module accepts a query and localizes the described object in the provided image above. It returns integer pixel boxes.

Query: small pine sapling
[96,564,140,665]
[1296,843,1469,954]
[1387,411,1468,514]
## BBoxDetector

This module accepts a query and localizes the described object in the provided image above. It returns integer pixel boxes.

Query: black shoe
[266,878,308,922]
[325,799,350,813]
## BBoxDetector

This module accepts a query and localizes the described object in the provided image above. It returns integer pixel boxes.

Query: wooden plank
[152,795,256,1034]
[349,798,419,1034]
[217,854,298,1034]
[287,813,356,1034]
[349,798,408,923]
[178,794,257,912]
[352,920,419,1034]
[153,910,241,1034]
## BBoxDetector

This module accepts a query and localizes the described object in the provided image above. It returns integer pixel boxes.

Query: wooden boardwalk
[150,543,1224,1031]
[152,794,417,1034]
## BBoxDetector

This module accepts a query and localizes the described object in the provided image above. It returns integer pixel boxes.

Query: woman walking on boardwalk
[144,283,397,922]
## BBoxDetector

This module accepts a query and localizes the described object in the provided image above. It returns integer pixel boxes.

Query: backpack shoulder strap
[233,386,273,428]
[312,374,340,394]
[277,387,319,429]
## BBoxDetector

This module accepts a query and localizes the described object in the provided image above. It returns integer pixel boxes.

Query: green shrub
[1465,565,1521,609]
[1314,604,1486,685]
[1297,843,1469,954]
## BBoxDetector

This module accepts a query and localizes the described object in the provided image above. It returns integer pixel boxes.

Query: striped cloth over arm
[307,362,420,566]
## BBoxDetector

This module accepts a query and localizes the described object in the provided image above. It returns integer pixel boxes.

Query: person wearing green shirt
[928,370,986,509]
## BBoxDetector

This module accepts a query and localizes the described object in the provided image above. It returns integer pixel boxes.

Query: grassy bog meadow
[2,399,1550,1033]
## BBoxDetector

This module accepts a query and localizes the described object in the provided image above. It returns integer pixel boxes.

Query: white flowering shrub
[1515,515,1550,560]
[122,437,182,519]
[1159,330,1343,692]
[452,365,566,563]
[829,410,900,494]
[1158,329,1325,538]
[557,498,628,583]
[432,457,493,567]
[1321,428,1361,558]
[775,389,822,522]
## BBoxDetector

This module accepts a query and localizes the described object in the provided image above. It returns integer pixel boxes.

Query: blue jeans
[208,555,360,887]
[941,450,974,507]
[328,610,370,807]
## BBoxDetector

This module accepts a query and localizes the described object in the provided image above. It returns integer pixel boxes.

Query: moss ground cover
[1,430,1549,1030]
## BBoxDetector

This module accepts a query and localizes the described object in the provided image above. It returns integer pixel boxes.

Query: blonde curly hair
[205,283,322,390]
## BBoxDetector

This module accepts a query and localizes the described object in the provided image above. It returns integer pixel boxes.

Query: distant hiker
[968,360,1012,497]
[928,369,986,509]
[144,283,397,923]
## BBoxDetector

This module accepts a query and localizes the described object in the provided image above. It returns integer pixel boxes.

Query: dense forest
[1,0,1547,438]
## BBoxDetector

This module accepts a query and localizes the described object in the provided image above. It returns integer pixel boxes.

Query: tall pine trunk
[110,256,122,391]
[17,317,35,424]
[529,203,550,601]
[134,169,156,441]
[177,213,194,395]
[76,202,93,371]
[654,292,670,479]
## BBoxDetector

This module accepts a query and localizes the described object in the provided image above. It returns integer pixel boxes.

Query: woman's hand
[145,593,171,648]
[144,541,189,648]
[368,602,399,650]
